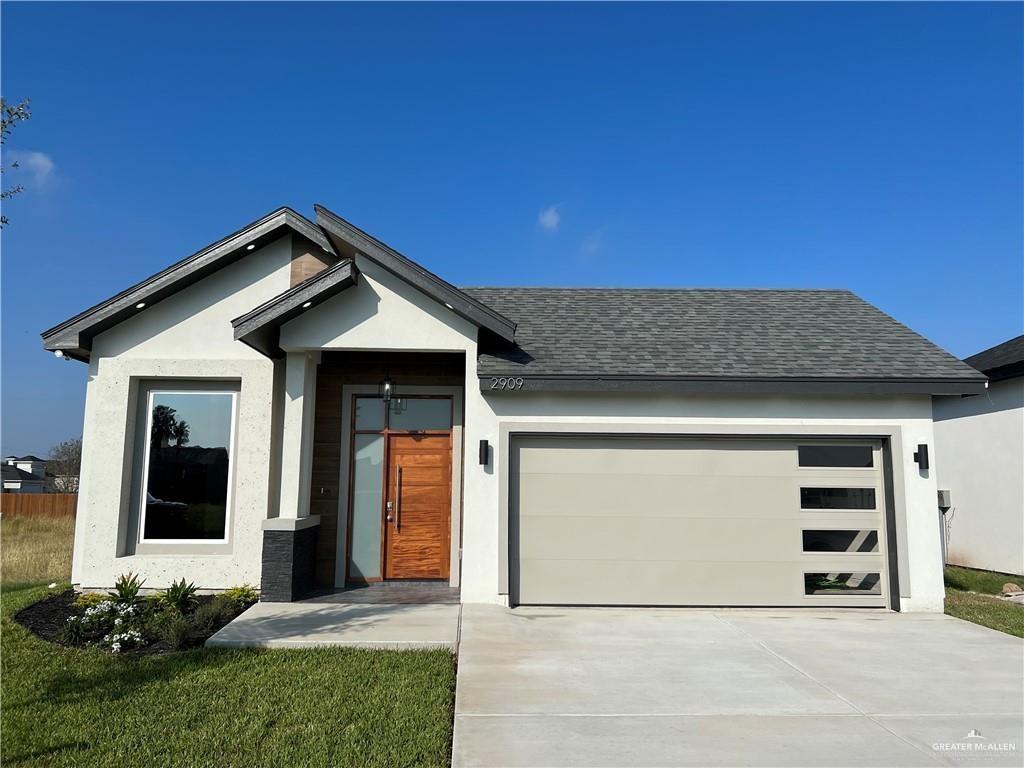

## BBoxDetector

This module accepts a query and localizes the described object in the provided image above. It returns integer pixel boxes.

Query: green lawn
[944,565,1024,639]
[0,514,456,767]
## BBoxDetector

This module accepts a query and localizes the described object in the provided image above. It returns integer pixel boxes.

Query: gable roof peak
[313,204,516,342]
[41,205,336,362]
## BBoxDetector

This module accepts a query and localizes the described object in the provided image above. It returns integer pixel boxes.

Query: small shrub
[156,612,193,650]
[74,592,108,609]
[108,572,144,605]
[222,584,259,609]
[59,616,86,644]
[192,595,237,632]
[159,578,199,615]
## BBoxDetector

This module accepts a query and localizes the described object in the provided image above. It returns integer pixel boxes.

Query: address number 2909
[490,377,525,391]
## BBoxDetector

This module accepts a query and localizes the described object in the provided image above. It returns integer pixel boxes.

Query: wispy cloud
[6,150,55,187]
[537,204,561,232]
[580,230,604,255]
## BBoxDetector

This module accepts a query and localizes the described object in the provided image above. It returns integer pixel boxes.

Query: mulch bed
[13,590,245,655]
[13,588,78,644]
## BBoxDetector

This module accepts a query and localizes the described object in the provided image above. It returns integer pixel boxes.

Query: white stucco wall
[72,236,293,590]
[934,379,1024,575]
[461,392,946,612]
[73,240,950,611]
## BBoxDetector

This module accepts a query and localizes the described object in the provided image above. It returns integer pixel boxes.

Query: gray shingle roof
[463,288,984,387]
[965,334,1024,381]
[2,465,43,483]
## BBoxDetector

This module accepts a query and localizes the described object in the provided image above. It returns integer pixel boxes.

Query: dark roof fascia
[40,207,336,362]
[976,360,1024,383]
[964,334,1024,379]
[314,204,517,342]
[232,259,358,358]
[477,375,989,396]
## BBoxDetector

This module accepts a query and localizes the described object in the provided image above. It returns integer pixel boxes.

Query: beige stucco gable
[278,254,479,353]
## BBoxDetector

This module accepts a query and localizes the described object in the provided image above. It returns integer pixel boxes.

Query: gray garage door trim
[508,434,899,609]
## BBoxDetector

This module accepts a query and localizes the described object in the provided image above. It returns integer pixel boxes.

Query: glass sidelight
[349,434,385,580]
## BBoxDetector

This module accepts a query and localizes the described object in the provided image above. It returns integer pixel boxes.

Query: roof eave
[231,259,359,358]
[41,207,336,363]
[477,375,990,396]
[313,204,517,342]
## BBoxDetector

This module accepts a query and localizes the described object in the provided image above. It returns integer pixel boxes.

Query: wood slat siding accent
[290,235,336,287]
[308,351,465,588]
[1,493,78,518]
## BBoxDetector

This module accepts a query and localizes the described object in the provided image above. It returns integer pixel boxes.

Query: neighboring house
[2,464,48,494]
[2,455,48,493]
[934,334,1024,575]
[41,205,987,611]
[4,454,47,479]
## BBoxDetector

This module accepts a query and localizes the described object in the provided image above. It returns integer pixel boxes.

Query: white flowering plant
[56,575,249,654]
[60,595,152,651]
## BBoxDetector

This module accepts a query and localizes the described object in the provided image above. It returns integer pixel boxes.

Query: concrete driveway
[453,605,1023,767]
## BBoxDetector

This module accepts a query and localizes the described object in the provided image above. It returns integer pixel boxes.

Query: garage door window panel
[797,445,874,468]
[800,487,876,510]
[804,572,882,595]
[802,529,879,553]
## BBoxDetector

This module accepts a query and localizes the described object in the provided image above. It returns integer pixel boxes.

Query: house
[934,334,1024,575]
[41,205,987,610]
[2,455,48,493]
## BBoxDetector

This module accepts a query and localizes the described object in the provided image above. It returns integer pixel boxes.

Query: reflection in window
[800,487,876,510]
[354,397,386,431]
[804,572,881,595]
[802,530,879,553]
[798,445,873,468]
[389,397,452,431]
[349,434,384,580]
[142,392,234,540]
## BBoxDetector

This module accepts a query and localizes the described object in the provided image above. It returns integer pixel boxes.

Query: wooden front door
[383,433,452,580]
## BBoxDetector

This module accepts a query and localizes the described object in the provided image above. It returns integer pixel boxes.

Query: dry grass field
[1,514,75,587]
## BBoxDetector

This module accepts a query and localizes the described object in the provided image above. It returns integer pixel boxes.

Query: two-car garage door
[511,436,889,608]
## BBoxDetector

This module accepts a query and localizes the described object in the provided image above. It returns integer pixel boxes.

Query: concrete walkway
[206,600,460,650]
[453,605,1024,767]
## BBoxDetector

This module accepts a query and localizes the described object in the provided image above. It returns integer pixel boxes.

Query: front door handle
[395,467,402,532]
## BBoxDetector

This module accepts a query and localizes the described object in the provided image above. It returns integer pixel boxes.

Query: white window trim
[138,389,237,545]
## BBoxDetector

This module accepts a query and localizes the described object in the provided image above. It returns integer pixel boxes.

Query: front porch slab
[206,600,460,650]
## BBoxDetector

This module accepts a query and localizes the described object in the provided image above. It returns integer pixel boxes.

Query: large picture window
[140,390,236,542]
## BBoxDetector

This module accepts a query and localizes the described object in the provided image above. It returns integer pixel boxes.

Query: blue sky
[2,2,1021,456]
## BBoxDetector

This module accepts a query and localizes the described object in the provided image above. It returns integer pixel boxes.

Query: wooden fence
[0,493,78,518]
